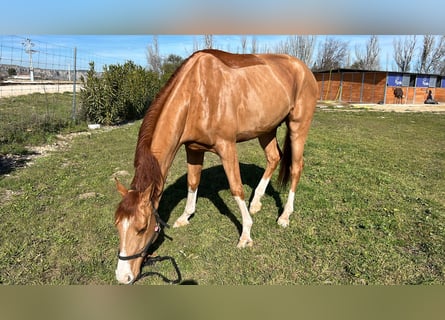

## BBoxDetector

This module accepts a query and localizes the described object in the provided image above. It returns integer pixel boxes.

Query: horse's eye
[137,227,147,235]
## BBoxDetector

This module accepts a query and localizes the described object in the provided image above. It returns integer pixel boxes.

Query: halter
[117,203,170,261]
[116,202,181,284]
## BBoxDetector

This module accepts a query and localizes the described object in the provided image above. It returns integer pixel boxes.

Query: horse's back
[180,50,317,144]
[196,49,311,74]
[191,49,315,96]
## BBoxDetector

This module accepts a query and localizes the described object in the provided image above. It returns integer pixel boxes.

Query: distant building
[313,69,445,104]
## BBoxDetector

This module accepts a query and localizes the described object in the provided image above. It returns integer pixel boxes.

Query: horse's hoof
[277,217,289,228]
[249,202,262,215]
[173,219,189,228]
[237,238,253,248]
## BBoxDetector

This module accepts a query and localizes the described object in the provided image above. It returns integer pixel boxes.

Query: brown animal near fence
[393,87,404,104]
[113,49,319,284]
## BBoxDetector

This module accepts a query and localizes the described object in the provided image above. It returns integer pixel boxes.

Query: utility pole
[22,38,37,82]
[72,47,77,121]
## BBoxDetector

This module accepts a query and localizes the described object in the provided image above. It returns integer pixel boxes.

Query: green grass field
[0,104,444,284]
[0,92,83,155]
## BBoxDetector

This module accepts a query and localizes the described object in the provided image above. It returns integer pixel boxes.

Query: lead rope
[136,208,181,284]
[136,255,182,284]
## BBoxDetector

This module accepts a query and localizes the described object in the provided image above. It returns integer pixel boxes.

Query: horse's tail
[277,126,292,188]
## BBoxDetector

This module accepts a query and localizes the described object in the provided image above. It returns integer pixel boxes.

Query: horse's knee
[230,186,245,199]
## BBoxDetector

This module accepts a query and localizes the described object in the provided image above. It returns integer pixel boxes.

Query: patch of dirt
[0,131,91,176]
[0,123,136,177]
[78,192,104,200]
[111,170,131,180]
[1,189,23,203]
[317,102,445,113]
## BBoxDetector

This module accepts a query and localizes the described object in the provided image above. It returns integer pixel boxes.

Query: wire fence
[0,36,134,157]
[0,34,133,141]
[0,35,127,101]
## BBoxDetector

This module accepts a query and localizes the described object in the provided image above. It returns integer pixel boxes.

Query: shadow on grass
[0,151,39,176]
[159,163,283,236]
[139,162,283,285]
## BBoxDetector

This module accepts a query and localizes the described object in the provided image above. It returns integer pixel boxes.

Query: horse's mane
[130,52,198,196]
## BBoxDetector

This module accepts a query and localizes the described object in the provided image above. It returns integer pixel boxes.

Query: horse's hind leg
[278,98,316,227]
[250,131,281,214]
[173,147,204,228]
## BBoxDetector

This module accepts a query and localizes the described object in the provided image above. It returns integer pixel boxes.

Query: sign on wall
[416,75,436,87]
[387,73,409,86]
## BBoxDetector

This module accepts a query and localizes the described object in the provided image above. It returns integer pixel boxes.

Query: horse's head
[114,179,160,284]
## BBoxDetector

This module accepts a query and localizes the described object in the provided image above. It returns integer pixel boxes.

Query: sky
[1,0,443,34]
[0,34,413,72]
[0,1,443,71]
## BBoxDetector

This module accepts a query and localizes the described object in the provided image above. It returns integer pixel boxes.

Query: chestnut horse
[114,49,318,284]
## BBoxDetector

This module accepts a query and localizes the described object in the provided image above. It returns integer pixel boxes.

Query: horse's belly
[236,102,289,137]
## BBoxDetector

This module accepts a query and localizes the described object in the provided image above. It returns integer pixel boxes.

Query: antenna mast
[22,38,37,81]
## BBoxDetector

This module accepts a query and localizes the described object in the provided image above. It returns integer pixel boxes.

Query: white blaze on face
[115,218,134,284]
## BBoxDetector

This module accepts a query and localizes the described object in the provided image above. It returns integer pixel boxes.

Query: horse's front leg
[173,148,204,228]
[217,142,253,248]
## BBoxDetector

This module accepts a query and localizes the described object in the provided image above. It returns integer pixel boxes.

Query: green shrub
[79,61,161,125]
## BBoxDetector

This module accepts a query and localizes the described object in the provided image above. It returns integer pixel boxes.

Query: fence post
[71,47,77,121]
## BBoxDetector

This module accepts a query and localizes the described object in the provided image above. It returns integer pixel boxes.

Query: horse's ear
[115,178,128,197]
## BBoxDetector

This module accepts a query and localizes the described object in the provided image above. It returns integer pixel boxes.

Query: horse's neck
[149,105,187,178]
[131,106,185,196]
[132,63,191,193]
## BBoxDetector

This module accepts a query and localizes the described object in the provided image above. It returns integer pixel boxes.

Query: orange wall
[315,71,445,104]
[316,72,386,104]
[386,87,445,104]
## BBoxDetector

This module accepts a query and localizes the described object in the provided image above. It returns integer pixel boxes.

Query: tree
[204,34,213,49]
[275,35,316,66]
[8,68,17,76]
[314,37,349,71]
[147,35,162,74]
[417,35,445,74]
[192,36,200,52]
[353,35,380,70]
[162,54,183,73]
[393,35,417,72]
[191,35,215,52]
[160,54,184,82]
[437,59,445,75]
[147,37,184,80]
[251,36,258,54]
[240,36,247,53]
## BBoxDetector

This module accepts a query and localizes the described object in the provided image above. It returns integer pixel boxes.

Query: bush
[79,61,161,125]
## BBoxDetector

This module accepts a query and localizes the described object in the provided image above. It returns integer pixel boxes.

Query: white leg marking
[249,178,270,214]
[234,196,253,248]
[173,187,198,228]
[115,218,134,284]
[278,190,295,227]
